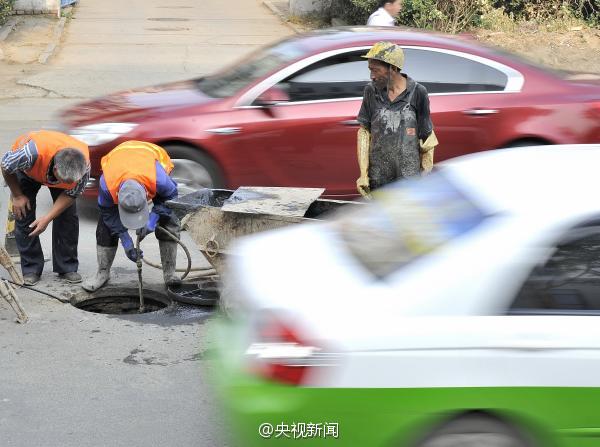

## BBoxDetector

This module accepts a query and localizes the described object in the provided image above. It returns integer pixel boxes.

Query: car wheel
[416,415,534,447]
[164,144,224,196]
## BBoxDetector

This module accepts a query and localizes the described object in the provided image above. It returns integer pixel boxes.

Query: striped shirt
[1,139,90,198]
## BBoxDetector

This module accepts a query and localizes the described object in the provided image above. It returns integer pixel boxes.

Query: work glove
[136,212,160,242]
[119,232,143,263]
[420,130,438,175]
[356,126,372,199]
[420,150,434,175]
[356,176,371,199]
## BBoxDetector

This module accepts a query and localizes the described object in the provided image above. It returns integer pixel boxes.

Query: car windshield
[195,39,309,98]
[335,171,489,278]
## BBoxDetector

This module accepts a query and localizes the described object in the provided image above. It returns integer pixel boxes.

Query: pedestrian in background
[367,0,402,27]
[356,41,438,197]
[1,130,89,285]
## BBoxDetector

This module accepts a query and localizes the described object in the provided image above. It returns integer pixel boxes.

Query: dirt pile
[476,25,600,74]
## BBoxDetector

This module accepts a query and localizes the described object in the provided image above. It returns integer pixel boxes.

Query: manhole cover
[72,288,170,315]
[167,278,220,307]
[147,17,190,21]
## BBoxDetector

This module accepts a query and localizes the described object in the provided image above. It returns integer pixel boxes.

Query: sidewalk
[19,0,293,98]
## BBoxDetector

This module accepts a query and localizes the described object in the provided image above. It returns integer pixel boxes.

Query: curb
[0,17,19,43]
[262,0,304,34]
[38,15,66,64]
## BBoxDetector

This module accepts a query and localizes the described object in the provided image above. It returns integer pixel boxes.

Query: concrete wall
[13,0,59,14]
[289,0,331,16]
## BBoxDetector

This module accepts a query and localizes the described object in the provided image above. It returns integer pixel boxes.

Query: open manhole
[72,287,171,315]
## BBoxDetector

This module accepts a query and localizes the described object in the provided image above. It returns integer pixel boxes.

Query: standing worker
[356,41,438,197]
[82,141,180,292]
[367,0,402,27]
[1,130,89,285]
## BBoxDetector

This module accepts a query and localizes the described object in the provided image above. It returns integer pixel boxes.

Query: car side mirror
[254,86,290,116]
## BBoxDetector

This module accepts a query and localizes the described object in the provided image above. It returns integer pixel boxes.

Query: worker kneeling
[82,141,181,292]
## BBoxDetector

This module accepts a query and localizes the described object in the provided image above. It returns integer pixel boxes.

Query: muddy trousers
[95,212,181,247]
[14,173,79,276]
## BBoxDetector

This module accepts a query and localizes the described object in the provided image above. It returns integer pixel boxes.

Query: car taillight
[245,317,336,386]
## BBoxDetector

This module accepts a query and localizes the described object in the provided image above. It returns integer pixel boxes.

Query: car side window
[274,51,369,103]
[403,48,508,94]
[510,226,600,315]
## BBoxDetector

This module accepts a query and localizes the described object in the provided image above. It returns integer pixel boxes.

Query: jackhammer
[136,234,144,313]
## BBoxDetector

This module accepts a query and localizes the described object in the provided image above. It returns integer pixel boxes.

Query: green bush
[569,0,599,26]
[398,0,444,29]
[331,0,486,32]
[492,0,598,25]
[0,0,14,25]
[401,0,487,33]
[331,0,598,31]
[330,0,376,25]
[479,4,515,31]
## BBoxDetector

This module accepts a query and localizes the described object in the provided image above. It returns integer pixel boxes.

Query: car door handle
[462,108,499,116]
[339,120,360,126]
[205,127,242,135]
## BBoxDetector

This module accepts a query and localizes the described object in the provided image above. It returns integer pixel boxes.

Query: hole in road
[75,296,167,314]
[72,288,171,315]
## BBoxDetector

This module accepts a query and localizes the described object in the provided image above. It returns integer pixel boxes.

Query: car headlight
[69,123,138,146]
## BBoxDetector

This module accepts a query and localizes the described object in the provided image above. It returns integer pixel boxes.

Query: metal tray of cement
[167,279,219,307]
[167,187,365,275]
[167,187,363,220]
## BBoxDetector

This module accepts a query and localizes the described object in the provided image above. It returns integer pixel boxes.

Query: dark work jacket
[357,76,433,190]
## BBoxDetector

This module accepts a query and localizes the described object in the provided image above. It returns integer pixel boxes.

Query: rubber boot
[159,240,181,288]
[82,245,117,292]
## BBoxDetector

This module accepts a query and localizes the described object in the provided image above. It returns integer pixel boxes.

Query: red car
[59,27,600,198]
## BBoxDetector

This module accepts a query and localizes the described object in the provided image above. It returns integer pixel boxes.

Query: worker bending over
[1,130,89,285]
[83,141,180,291]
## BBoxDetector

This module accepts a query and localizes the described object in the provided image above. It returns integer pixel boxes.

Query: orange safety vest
[11,130,90,190]
[101,141,174,203]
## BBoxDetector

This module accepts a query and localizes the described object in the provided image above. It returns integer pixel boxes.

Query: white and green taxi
[210,145,600,447]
